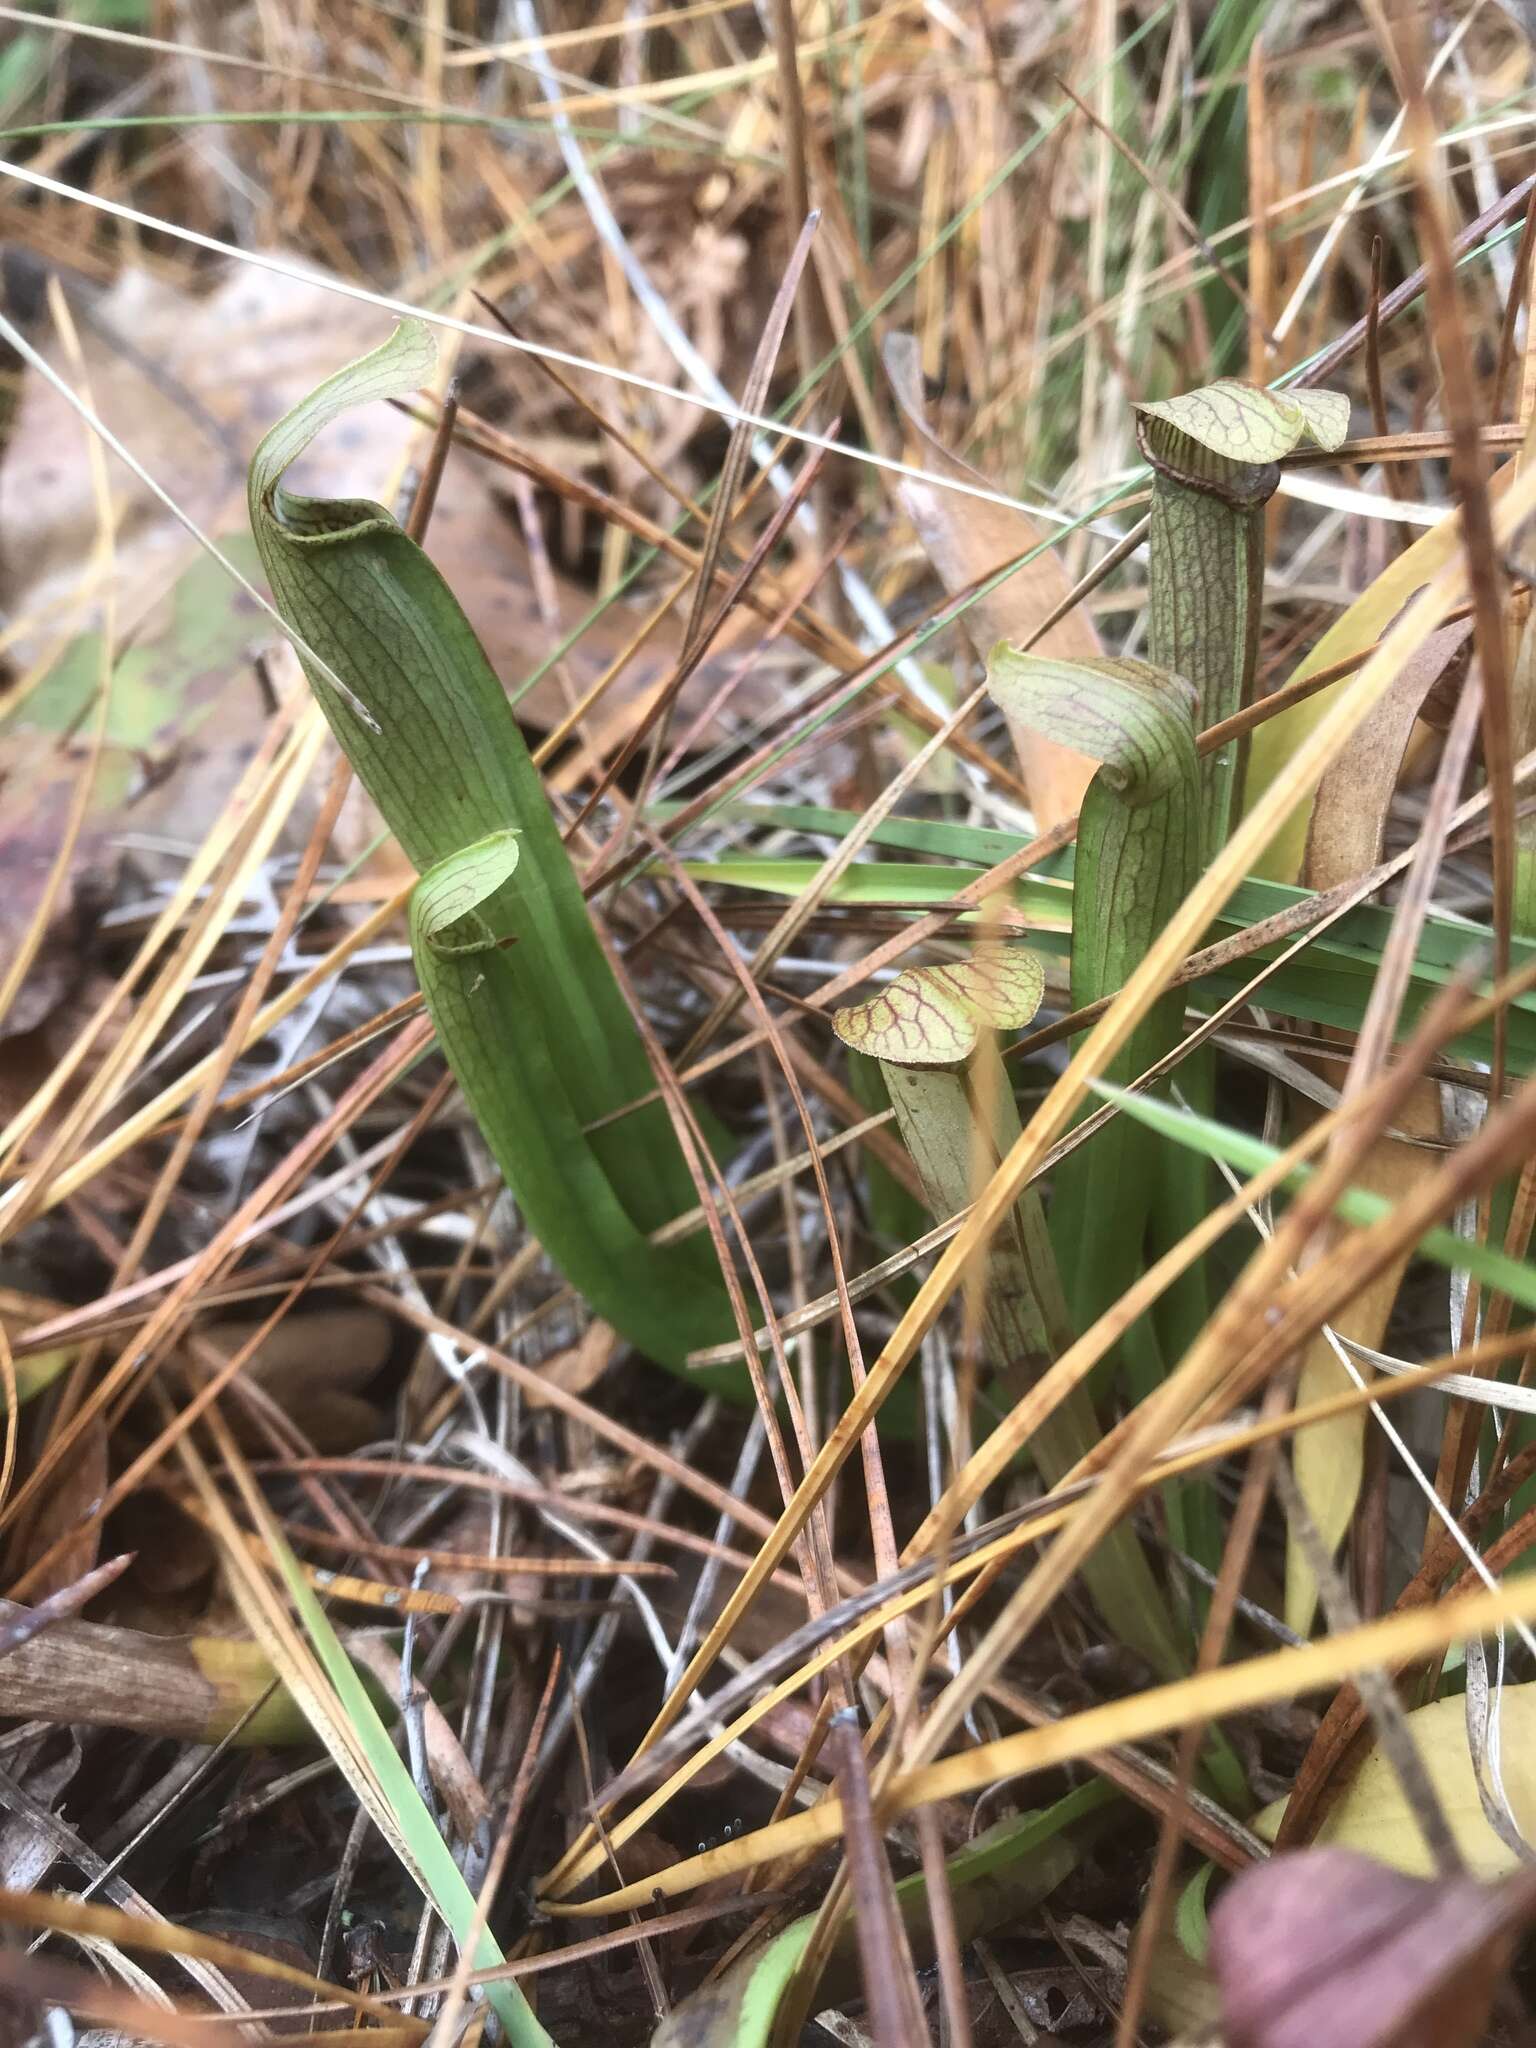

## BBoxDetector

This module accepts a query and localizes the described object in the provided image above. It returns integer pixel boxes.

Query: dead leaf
[0,548,277,1038]
[179,1913,326,2038]
[1302,617,1474,886]
[1286,618,1473,1636]
[200,1306,391,1453]
[0,261,768,1025]
[0,264,433,1029]
[0,259,766,728]
[1209,1846,1536,2048]
[1,266,370,634]
[107,1490,216,1626]
[1259,1682,1536,1881]
[0,1598,303,1743]
[0,1732,79,1892]
[523,1319,617,1410]
[883,332,1099,829]
[11,1414,106,1602]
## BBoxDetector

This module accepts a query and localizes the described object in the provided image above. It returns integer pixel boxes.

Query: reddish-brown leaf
[1210,1846,1536,2048]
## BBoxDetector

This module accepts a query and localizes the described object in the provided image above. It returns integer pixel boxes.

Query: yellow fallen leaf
[1256,1682,1536,1880]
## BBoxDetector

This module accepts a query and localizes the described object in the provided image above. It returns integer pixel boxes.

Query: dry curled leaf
[883,332,1100,830]
[1304,616,1474,889]
[0,262,416,641]
[1286,615,1472,1638]
[0,255,759,747]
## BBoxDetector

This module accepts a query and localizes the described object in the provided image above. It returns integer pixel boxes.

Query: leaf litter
[3,6,1536,2047]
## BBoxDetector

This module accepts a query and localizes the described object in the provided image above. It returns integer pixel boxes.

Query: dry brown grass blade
[677,672,996,1064]
[192,988,427,1130]
[1494,183,1536,418]
[522,0,922,120]
[0,1550,132,1660]
[425,1650,561,2048]
[0,1320,15,1518]
[0,1886,423,2031]
[235,1899,786,2031]
[173,1398,503,1960]
[26,1056,463,1608]
[370,1288,855,1596]
[642,848,887,1449]
[395,390,832,653]
[560,1316,1536,1904]
[6,1125,449,1357]
[0,708,327,1231]
[84,757,354,1470]
[261,1455,796,1583]
[555,1564,1536,1918]
[570,440,828,839]
[1389,12,1516,1100]
[581,535,1064,909]
[14,884,414,1226]
[823,1708,927,2048]
[0,286,116,1037]
[1058,72,1272,345]
[283,1507,666,1581]
[0,1,466,108]
[1,1013,433,1591]
[1247,31,1273,384]
[596,876,849,1639]
[691,226,820,663]
[1117,1375,1293,2048]
[0,1952,377,2048]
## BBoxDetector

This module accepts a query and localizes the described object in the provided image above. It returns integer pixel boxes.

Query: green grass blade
[261,1520,555,2048]
[1093,1083,1536,1311]
[684,848,1536,1074]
